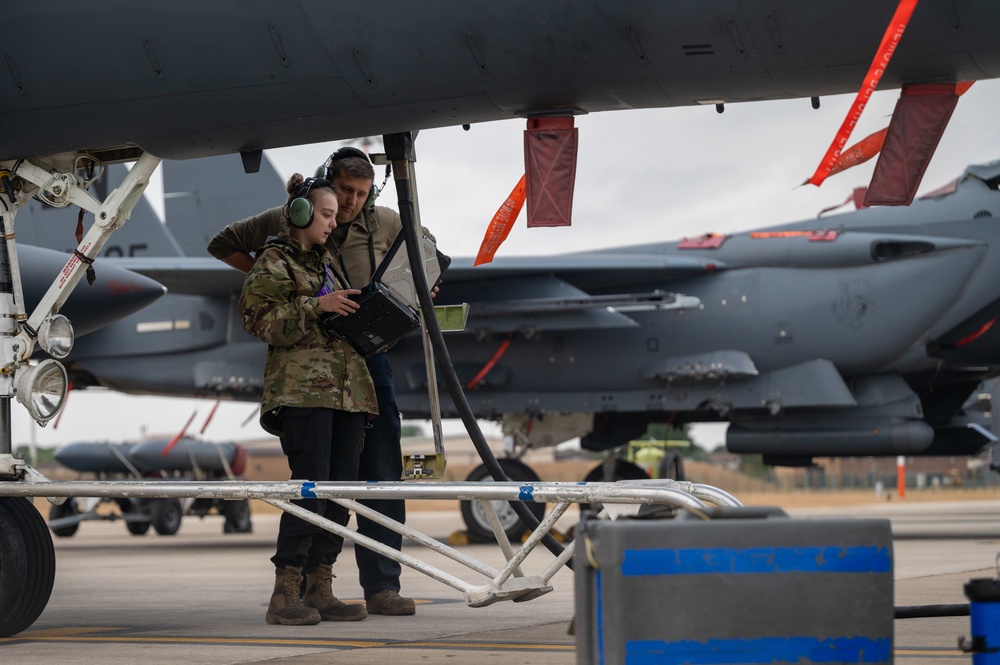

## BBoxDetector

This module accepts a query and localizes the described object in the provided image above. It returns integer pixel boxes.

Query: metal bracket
[11,152,161,336]
[402,453,446,479]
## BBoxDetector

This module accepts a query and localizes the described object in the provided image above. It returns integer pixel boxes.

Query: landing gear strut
[0,150,160,636]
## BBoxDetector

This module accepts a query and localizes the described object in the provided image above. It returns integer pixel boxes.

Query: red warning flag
[524,116,578,227]
[864,82,970,206]
[806,0,920,188]
[474,174,526,266]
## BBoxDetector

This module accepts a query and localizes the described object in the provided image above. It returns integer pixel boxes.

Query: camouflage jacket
[239,233,377,433]
[208,204,433,288]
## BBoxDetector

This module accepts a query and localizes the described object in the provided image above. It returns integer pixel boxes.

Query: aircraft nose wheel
[460,459,546,543]
[0,497,56,638]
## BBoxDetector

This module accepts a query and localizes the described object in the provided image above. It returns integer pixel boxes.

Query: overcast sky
[13,77,1000,454]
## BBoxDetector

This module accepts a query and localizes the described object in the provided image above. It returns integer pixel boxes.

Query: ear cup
[288,196,314,229]
[287,177,332,229]
[363,183,379,211]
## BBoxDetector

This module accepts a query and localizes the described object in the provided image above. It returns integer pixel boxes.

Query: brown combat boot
[266,566,321,625]
[366,589,416,616]
[304,564,367,621]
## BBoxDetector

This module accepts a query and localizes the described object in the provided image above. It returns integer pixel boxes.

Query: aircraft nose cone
[19,245,166,337]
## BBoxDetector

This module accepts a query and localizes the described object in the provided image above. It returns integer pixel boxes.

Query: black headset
[287,177,332,229]
[319,146,385,212]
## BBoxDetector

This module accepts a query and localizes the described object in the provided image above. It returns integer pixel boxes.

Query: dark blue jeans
[270,407,365,571]
[356,352,406,599]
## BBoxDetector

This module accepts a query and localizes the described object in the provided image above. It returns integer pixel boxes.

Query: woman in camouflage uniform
[239,174,378,626]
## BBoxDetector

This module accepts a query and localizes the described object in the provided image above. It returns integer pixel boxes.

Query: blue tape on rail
[625,636,891,664]
[300,482,317,498]
[518,484,534,501]
[622,545,890,576]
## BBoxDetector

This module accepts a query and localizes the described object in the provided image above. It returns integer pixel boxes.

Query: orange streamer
[825,127,889,178]
[474,174,526,266]
[807,0,920,187]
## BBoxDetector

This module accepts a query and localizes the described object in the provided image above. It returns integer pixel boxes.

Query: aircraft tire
[150,498,182,536]
[48,499,80,538]
[579,459,649,515]
[0,497,56,638]
[659,451,685,481]
[222,499,252,533]
[460,459,545,543]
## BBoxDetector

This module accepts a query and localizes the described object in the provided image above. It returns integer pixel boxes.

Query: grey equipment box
[575,507,893,665]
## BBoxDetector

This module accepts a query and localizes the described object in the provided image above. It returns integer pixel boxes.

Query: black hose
[894,604,969,619]
[384,132,570,565]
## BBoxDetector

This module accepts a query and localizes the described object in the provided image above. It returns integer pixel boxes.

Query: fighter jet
[405,161,1000,470]
[5,0,1000,638]
[51,158,1000,468]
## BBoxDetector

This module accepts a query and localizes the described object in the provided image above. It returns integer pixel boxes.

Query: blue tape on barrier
[518,484,534,501]
[300,482,317,498]
[622,545,891,576]
[624,636,891,664]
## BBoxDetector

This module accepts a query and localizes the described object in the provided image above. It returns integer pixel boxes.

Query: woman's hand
[318,289,362,315]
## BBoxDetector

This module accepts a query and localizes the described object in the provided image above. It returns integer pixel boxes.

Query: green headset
[287,177,333,229]
[317,146,384,212]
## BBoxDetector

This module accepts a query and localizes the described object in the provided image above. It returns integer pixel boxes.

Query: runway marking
[0,627,573,652]
[1,629,956,656]
[1,632,386,648]
[406,641,574,651]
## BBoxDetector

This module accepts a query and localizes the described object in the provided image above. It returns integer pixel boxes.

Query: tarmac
[2,497,999,664]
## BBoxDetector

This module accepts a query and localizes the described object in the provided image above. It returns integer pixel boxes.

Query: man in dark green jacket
[210,148,417,616]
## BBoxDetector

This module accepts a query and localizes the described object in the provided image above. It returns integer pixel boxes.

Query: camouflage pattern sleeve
[239,247,323,347]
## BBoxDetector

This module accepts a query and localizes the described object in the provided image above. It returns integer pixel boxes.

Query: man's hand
[318,289,362,315]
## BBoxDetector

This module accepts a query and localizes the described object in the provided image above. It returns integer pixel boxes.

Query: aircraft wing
[4,2,1000,161]
[444,252,723,289]
[435,253,717,332]
[108,250,723,299]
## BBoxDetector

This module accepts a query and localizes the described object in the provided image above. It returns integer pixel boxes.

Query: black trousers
[270,407,365,571]
[356,352,405,598]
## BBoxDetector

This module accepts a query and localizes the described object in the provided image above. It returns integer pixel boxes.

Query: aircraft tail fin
[163,153,285,257]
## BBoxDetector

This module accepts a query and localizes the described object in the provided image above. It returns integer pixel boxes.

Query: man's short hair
[322,147,375,182]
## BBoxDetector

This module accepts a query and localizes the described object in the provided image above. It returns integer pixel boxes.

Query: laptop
[320,231,449,357]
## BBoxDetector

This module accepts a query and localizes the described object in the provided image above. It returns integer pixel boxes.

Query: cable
[386,134,570,565]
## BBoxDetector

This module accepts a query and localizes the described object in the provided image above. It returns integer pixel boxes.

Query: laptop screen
[375,231,446,308]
